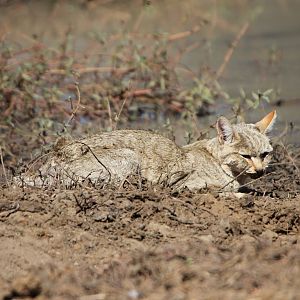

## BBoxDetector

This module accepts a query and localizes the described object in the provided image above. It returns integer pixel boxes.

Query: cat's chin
[248,170,264,179]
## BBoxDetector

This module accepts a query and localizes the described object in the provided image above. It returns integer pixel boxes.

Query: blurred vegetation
[0,0,279,171]
[0,3,213,165]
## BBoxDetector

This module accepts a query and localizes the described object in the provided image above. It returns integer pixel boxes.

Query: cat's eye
[260,151,270,159]
[240,154,251,159]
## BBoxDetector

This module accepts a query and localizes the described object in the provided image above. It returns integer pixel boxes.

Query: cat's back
[60,129,183,160]
[46,129,185,177]
[19,130,181,187]
[84,129,178,149]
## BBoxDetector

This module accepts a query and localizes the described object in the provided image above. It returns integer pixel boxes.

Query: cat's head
[215,111,277,179]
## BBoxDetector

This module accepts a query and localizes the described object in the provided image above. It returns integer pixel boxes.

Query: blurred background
[0,0,299,166]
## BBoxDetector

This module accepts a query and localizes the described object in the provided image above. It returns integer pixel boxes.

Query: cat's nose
[250,169,264,179]
[251,157,263,173]
[255,169,264,177]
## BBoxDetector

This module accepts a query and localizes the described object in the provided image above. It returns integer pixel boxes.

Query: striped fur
[18,112,276,192]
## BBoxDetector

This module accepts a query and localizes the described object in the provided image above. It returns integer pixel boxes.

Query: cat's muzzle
[249,170,265,179]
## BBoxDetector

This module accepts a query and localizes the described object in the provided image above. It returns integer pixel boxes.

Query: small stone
[198,234,214,243]
[260,229,278,241]
[93,212,109,222]
[128,289,140,299]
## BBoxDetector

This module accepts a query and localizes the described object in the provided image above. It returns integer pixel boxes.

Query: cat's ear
[255,111,277,134]
[216,116,237,144]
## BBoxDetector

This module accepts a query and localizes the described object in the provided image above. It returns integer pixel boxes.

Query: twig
[237,171,274,190]
[106,97,113,129]
[218,168,249,192]
[113,96,127,130]
[0,147,9,186]
[105,22,207,43]
[215,22,250,80]
[75,141,112,183]
[113,82,133,130]
[74,194,85,214]
[167,24,204,42]
[65,82,83,127]
[126,88,152,97]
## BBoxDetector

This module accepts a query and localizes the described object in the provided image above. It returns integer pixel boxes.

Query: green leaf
[262,96,270,103]
[21,73,32,81]
[253,98,260,109]
[160,77,165,90]
[252,92,259,101]
[263,89,273,96]
[239,87,246,98]
[185,96,194,102]
[246,99,254,107]
[148,80,156,88]
[91,94,101,101]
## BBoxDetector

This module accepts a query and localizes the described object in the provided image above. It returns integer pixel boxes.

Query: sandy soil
[0,144,299,300]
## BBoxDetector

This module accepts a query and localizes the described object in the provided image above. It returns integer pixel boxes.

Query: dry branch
[0,147,9,186]
[215,22,250,80]
[65,83,83,127]
[167,24,203,42]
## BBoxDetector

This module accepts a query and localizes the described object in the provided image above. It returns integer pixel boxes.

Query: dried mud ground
[0,144,300,300]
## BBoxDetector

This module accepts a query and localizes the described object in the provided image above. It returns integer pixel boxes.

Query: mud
[0,143,300,300]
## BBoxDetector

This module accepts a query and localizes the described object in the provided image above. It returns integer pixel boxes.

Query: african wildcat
[19,111,276,193]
